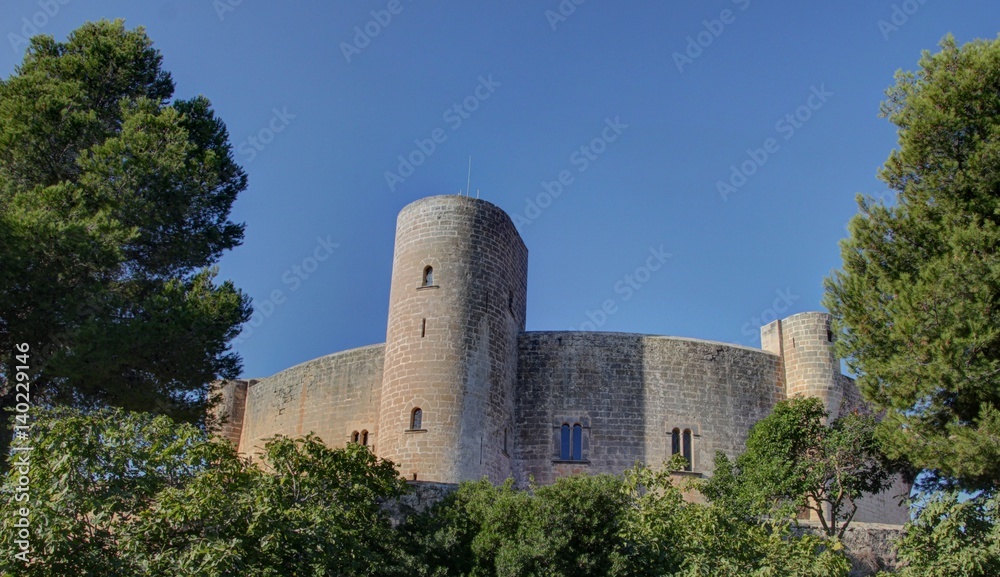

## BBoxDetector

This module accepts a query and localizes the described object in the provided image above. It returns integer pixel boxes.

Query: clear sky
[2,1,998,379]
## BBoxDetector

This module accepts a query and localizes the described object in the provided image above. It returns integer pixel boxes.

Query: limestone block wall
[378,196,528,484]
[514,332,783,487]
[238,344,385,456]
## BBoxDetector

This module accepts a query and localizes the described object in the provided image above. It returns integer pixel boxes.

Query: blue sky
[2,1,998,379]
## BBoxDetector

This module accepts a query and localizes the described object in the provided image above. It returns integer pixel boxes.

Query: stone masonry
[213,194,910,525]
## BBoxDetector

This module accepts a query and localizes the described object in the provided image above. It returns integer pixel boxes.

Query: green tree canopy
[894,490,1000,577]
[397,459,851,577]
[397,474,630,577]
[0,408,408,576]
[0,406,857,576]
[824,34,1000,490]
[703,397,901,539]
[622,464,850,577]
[0,20,251,427]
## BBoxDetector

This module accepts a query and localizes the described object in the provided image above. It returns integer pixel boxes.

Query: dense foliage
[703,397,902,539]
[1,408,855,577]
[396,474,631,577]
[616,464,850,577]
[396,459,849,577]
[0,20,251,431]
[894,490,1000,576]
[0,408,407,576]
[824,34,1000,491]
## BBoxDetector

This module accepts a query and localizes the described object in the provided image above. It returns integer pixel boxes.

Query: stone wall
[238,344,385,456]
[795,522,904,576]
[514,332,783,487]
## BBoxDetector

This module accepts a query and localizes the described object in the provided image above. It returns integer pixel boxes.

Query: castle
[214,194,909,525]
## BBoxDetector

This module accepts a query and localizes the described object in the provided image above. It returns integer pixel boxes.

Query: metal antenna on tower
[466,156,472,197]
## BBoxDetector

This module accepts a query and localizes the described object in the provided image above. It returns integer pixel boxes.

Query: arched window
[422,266,434,287]
[411,407,422,430]
[351,431,360,444]
[682,429,693,471]
[671,427,693,471]
[560,423,585,461]
[361,430,369,446]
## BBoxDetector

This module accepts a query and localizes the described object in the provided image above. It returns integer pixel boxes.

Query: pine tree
[0,20,251,437]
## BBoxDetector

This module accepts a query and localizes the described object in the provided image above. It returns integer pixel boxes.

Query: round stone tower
[763,311,844,418]
[377,195,528,484]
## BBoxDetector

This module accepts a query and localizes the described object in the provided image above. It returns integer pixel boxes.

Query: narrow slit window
[351,431,360,444]
[411,408,422,430]
[671,428,681,456]
[421,318,426,337]
[572,424,583,461]
[682,429,693,471]
[560,424,571,460]
[361,430,369,446]
[422,266,434,287]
